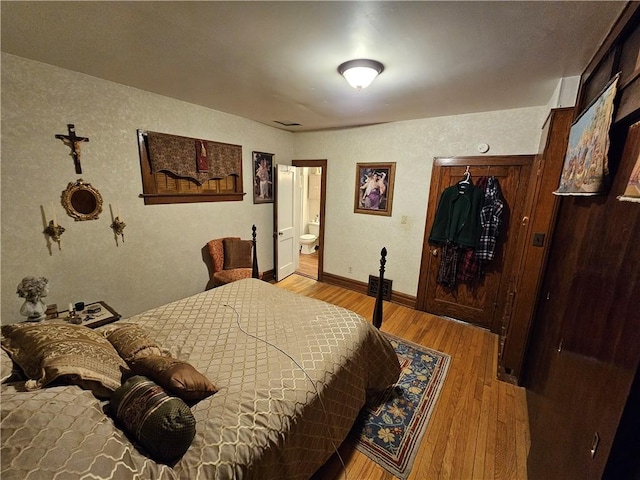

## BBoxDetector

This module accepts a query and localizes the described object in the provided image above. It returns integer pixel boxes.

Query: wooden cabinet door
[524,120,640,480]
[416,156,533,333]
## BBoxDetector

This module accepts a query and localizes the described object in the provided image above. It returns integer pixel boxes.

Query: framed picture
[618,149,640,203]
[554,73,619,196]
[253,151,274,204]
[354,162,396,216]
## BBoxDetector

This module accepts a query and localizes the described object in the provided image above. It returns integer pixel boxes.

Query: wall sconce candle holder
[44,220,65,250]
[110,217,126,244]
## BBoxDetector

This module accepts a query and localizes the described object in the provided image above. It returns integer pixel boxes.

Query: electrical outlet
[348,266,353,273]
[401,215,408,224]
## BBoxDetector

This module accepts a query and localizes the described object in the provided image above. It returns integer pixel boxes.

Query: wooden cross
[55,124,89,174]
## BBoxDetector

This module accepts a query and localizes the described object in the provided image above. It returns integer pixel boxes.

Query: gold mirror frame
[61,179,103,221]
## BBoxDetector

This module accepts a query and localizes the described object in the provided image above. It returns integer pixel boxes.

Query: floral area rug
[351,332,450,479]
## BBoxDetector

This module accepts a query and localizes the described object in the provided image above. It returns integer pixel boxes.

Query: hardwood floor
[275,274,529,480]
[296,251,318,279]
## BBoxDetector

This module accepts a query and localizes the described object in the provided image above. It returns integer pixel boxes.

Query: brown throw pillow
[223,238,252,270]
[106,324,163,363]
[130,355,217,402]
[1,323,129,398]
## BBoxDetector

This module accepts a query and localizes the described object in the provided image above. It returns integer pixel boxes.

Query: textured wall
[1,54,293,323]
[292,107,548,297]
[1,53,551,323]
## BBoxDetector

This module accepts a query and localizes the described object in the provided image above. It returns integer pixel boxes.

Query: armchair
[206,225,260,288]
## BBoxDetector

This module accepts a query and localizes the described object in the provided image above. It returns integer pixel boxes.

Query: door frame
[292,159,327,282]
[416,155,534,333]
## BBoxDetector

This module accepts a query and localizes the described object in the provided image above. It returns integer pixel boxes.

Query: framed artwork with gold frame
[354,162,396,216]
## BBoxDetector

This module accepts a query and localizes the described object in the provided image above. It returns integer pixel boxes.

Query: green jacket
[428,184,482,248]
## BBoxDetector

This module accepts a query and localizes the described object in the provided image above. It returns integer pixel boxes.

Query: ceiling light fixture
[338,59,384,90]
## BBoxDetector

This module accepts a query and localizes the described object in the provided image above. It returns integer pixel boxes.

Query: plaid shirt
[475,176,504,261]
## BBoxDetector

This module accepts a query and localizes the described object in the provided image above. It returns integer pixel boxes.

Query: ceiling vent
[274,120,301,127]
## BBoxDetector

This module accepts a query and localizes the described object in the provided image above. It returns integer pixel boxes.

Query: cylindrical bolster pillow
[111,375,195,464]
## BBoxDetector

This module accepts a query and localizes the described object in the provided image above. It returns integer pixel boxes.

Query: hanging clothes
[430,175,505,288]
[437,242,463,288]
[456,176,489,283]
[456,246,481,283]
[430,176,483,288]
[429,183,483,248]
[475,176,505,262]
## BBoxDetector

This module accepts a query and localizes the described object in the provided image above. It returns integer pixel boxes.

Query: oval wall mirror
[61,179,103,221]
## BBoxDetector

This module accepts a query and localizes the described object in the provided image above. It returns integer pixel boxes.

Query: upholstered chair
[207,237,258,287]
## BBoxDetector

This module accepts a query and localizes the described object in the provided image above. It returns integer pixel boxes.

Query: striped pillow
[111,375,196,464]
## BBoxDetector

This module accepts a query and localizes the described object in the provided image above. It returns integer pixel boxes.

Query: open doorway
[292,159,326,281]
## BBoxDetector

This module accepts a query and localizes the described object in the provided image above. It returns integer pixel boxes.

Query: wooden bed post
[372,247,387,329]
[251,224,259,279]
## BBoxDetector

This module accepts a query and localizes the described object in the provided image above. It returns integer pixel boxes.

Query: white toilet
[300,221,320,254]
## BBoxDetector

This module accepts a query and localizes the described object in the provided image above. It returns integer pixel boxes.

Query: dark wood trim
[322,271,417,309]
[261,269,275,282]
[616,74,640,122]
[502,107,574,381]
[322,272,366,293]
[581,3,640,89]
[577,3,640,121]
[524,9,640,478]
[140,193,245,204]
[292,159,327,282]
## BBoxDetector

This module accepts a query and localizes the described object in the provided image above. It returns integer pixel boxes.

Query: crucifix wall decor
[55,124,89,174]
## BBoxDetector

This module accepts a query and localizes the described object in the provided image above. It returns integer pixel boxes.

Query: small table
[52,301,121,329]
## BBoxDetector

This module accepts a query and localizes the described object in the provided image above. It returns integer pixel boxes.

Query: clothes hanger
[457,166,472,193]
[460,166,471,184]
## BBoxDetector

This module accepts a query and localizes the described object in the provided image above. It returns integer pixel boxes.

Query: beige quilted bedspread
[1,279,401,480]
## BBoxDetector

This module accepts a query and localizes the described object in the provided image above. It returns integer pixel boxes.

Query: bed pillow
[1,347,16,382]
[0,322,129,398]
[106,324,163,363]
[111,375,196,464]
[223,238,253,269]
[130,355,217,402]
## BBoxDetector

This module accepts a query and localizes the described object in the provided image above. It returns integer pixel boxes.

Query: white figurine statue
[17,276,49,322]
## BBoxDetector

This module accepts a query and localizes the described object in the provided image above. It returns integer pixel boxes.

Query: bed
[1,278,401,479]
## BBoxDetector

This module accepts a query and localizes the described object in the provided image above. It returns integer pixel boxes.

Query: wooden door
[524,121,640,480]
[416,156,533,333]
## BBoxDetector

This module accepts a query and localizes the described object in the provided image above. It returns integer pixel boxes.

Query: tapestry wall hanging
[554,73,620,196]
[146,131,242,184]
[137,130,244,205]
[354,162,396,216]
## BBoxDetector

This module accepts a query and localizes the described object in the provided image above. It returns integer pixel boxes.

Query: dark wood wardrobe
[524,4,640,479]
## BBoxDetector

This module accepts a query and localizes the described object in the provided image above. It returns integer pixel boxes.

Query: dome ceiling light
[338,59,384,90]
